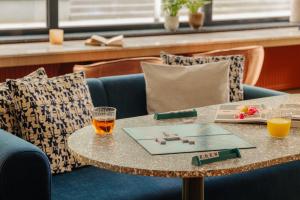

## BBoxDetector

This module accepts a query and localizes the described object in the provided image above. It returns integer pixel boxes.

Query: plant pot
[188,12,205,30]
[290,0,300,23]
[164,15,179,32]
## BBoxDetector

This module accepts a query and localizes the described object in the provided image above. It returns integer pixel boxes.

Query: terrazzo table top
[68,94,300,178]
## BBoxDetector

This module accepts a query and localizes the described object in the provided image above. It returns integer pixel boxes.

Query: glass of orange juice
[267,110,292,139]
[92,107,117,136]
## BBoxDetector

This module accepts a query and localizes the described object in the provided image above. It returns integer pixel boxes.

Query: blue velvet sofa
[2,74,299,200]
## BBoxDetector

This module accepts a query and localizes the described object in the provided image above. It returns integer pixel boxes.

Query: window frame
[0,0,291,37]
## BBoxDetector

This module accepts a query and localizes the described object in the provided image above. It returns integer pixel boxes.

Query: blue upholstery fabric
[99,74,147,119]
[87,74,287,119]
[205,160,300,200]
[0,130,51,200]
[52,166,181,200]
[243,84,286,100]
[86,78,108,107]
[53,160,300,200]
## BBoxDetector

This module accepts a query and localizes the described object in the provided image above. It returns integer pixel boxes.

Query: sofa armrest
[243,85,287,100]
[0,130,51,200]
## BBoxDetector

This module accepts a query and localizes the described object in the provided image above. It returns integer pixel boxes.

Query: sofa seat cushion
[53,160,300,200]
[52,166,181,200]
[205,160,300,200]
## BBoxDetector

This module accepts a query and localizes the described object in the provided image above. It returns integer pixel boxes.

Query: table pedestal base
[182,177,204,200]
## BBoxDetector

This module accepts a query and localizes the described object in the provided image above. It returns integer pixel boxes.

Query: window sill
[0,21,298,44]
[0,25,300,68]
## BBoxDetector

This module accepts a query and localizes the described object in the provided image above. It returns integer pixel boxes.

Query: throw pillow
[160,52,245,102]
[0,68,47,136]
[141,61,230,114]
[7,71,94,174]
[0,83,14,133]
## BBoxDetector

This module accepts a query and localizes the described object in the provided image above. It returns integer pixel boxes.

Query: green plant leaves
[163,0,211,16]
[163,0,187,16]
[186,0,211,14]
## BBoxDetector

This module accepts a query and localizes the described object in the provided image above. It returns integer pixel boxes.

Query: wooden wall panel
[0,63,74,82]
[256,45,300,90]
[1,45,300,91]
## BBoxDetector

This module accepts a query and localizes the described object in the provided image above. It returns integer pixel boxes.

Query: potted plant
[186,0,211,29]
[163,0,186,31]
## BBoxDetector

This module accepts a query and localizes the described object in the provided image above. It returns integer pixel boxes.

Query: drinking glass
[49,29,64,45]
[267,109,292,139]
[92,107,117,136]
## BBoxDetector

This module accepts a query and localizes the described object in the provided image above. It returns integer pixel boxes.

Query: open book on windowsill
[85,35,124,47]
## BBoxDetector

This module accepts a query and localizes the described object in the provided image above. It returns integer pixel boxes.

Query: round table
[68,94,300,200]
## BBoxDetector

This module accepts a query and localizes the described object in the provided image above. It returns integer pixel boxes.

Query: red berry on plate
[247,106,258,115]
[239,113,245,119]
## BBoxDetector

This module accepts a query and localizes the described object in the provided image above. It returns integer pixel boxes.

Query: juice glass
[267,110,292,139]
[92,107,117,136]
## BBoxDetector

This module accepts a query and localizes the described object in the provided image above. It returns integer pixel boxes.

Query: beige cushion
[141,61,230,114]
[160,52,245,102]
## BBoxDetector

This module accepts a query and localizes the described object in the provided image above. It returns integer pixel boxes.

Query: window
[58,0,290,28]
[0,0,47,30]
[212,0,290,21]
[0,0,292,36]
[59,0,159,27]
[58,0,188,27]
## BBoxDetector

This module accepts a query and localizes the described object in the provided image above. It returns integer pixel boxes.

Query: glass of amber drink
[92,107,117,136]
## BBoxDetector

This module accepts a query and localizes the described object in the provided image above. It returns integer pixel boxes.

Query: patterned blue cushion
[7,71,94,174]
[0,68,47,136]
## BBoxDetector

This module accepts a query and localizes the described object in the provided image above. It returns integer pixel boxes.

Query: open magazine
[214,104,266,123]
[214,103,300,127]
